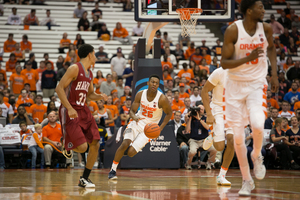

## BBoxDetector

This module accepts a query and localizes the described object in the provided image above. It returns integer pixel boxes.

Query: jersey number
[142,110,153,118]
[76,93,86,106]
[245,53,258,65]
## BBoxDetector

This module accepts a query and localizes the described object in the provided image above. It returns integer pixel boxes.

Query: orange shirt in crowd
[60,38,71,47]
[283,63,293,71]
[0,69,7,81]
[0,81,8,90]
[294,101,300,111]
[202,54,212,65]
[20,129,32,137]
[179,92,190,102]
[105,104,119,127]
[177,69,194,81]
[199,65,210,74]
[42,123,62,143]
[184,47,195,59]
[4,40,16,52]
[20,41,32,51]
[93,77,106,94]
[66,49,79,57]
[13,50,23,60]
[190,54,202,65]
[163,74,173,81]
[113,97,120,107]
[172,99,185,110]
[121,105,130,126]
[170,104,180,120]
[113,23,129,38]
[64,55,80,64]
[161,61,173,71]
[29,104,47,123]
[267,98,279,109]
[21,68,39,91]
[3,97,9,103]
[6,59,17,72]
[87,101,99,114]
[120,95,131,106]
[16,97,35,113]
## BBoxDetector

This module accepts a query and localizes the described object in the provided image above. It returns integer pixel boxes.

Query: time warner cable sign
[148,135,171,152]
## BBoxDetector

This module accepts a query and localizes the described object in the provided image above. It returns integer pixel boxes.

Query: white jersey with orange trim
[136,89,163,124]
[228,20,268,82]
[278,110,295,120]
[0,102,14,118]
[208,68,227,107]
[97,108,109,120]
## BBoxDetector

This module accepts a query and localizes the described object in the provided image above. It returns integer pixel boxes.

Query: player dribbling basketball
[108,74,172,179]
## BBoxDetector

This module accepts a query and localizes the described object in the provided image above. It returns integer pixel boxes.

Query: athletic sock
[219,166,228,177]
[82,167,91,179]
[111,160,119,171]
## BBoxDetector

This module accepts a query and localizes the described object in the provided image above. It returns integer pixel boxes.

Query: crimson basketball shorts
[59,105,100,151]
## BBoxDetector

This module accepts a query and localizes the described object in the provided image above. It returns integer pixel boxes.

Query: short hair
[46,62,52,66]
[36,94,43,99]
[78,44,94,59]
[31,9,36,13]
[282,100,289,105]
[10,53,16,57]
[149,74,160,81]
[240,0,260,15]
[282,117,288,122]
[34,123,42,130]
[78,2,82,6]
[182,63,188,68]
[8,33,13,37]
[46,9,50,12]
[173,90,179,94]
[118,77,123,81]
[23,34,28,40]
[24,83,31,87]
[193,86,199,90]
[19,121,27,127]
[106,73,112,78]
[44,53,49,57]
[174,111,181,116]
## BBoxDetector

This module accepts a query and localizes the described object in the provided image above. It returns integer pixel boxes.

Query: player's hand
[68,107,78,119]
[133,115,141,123]
[206,113,215,125]
[101,93,108,102]
[249,47,264,61]
[270,75,279,93]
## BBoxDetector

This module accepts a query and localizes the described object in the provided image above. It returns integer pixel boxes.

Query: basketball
[101,34,110,41]
[144,122,160,139]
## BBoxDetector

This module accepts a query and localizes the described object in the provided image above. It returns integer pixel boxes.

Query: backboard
[135,0,235,22]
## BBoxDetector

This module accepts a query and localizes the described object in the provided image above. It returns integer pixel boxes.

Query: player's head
[240,0,264,22]
[148,74,160,93]
[78,44,95,65]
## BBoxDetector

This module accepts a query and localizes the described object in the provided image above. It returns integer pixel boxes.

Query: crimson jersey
[65,62,93,110]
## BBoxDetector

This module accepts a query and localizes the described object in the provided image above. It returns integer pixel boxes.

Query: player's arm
[201,80,215,125]
[221,24,264,69]
[129,91,142,122]
[264,22,279,93]
[158,94,172,131]
[87,80,107,102]
[55,64,79,118]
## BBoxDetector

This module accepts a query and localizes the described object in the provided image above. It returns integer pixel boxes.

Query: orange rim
[176,8,202,20]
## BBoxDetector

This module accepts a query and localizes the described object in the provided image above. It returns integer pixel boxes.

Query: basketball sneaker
[108,169,118,180]
[78,176,95,188]
[203,134,213,150]
[251,152,266,180]
[238,179,255,196]
[217,175,231,186]
[185,164,192,170]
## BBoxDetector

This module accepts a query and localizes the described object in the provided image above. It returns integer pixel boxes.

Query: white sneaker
[79,162,85,167]
[78,176,95,188]
[185,164,192,170]
[206,162,211,170]
[238,180,255,196]
[203,134,213,150]
[251,152,266,180]
[217,175,231,186]
[94,161,98,168]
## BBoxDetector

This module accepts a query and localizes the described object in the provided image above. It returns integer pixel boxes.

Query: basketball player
[56,44,108,188]
[201,67,234,186]
[221,0,279,196]
[108,74,172,179]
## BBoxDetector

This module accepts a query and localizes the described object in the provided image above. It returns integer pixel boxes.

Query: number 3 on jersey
[246,53,258,65]
[76,93,86,106]
[142,110,153,118]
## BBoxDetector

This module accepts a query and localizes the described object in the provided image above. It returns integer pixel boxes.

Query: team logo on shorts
[68,142,73,148]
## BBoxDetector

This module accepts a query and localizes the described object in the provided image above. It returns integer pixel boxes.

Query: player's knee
[75,143,88,153]
[127,147,137,157]
[250,112,264,132]
[120,140,131,150]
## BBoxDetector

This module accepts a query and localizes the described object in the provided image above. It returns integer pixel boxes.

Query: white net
[176,9,202,37]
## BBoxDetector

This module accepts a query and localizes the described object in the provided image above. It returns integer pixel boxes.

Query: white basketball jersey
[208,68,227,107]
[228,20,269,82]
[136,89,163,124]
[97,108,109,120]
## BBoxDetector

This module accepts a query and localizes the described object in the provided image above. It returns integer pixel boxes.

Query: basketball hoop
[176,8,202,37]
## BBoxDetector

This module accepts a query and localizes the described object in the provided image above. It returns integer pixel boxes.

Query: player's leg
[246,84,267,180]
[72,143,88,153]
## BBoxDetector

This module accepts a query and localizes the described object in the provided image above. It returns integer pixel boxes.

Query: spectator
[0,91,13,124]
[120,86,131,106]
[0,73,8,90]
[100,74,116,96]
[283,56,294,71]
[5,53,17,72]
[95,44,109,63]
[185,105,218,170]
[90,15,103,31]
[278,101,295,120]
[40,10,57,30]
[116,77,124,98]
[96,100,113,136]
[290,26,299,44]
[105,95,119,134]
[110,48,126,76]
[283,82,300,111]
[73,2,86,18]
[180,97,191,119]
[120,97,131,126]
[201,49,211,65]
[292,16,300,29]
[42,62,57,98]
[277,10,291,29]
[177,63,194,81]
[3,33,16,52]
[127,44,135,64]
[123,0,133,11]
[164,47,177,68]
[42,53,54,70]
[50,95,61,108]
[266,90,279,109]
[64,50,80,65]
[0,145,4,169]
[21,61,39,93]
[286,9,298,21]
[270,14,284,34]
[270,118,300,170]
[178,32,190,47]
[97,24,111,41]
[162,32,173,46]
[73,34,85,49]
[173,43,184,62]
[198,40,211,55]
[209,57,219,73]
[6,7,22,25]
[12,105,34,125]
[112,22,133,45]
[43,101,58,120]
[58,33,71,53]
[23,9,39,25]
[16,89,34,112]
[93,70,105,94]
[190,47,202,65]
[176,116,190,168]
[86,99,98,115]
[211,39,222,56]
[287,40,298,56]
[168,110,184,136]
[285,116,300,165]
[287,61,300,82]
[132,22,144,36]
[9,65,26,95]
[19,121,32,138]
[77,11,90,31]
[184,42,195,60]
[190,86,202,107]
[43,111,71,169]
[122,60,134,87]
[173,90,185,110]
[280,28,291,47]
[13,43,25,62]
[56,55,64,71]
[274,36,285,56]
[265,107,278,129]
[56,62,70,81]
[28,95,47,124]
[20,34,32,53]
[284,2,291,15]
[91,2,102,19]
[199,59,210,74]
[111,89,120,109]
[28,123,44,169]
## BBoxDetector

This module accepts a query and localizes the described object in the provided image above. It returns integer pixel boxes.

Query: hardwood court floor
[0,169,300,200]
